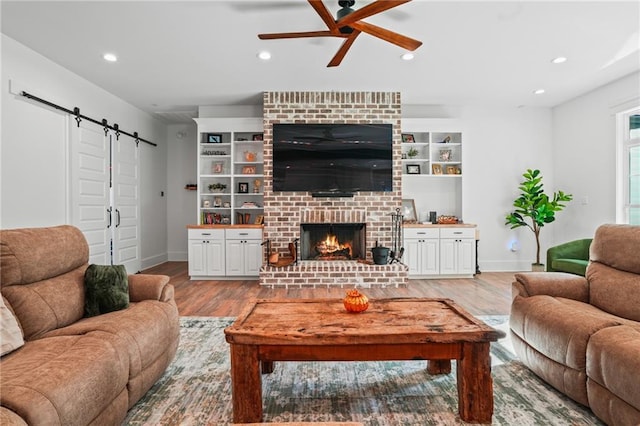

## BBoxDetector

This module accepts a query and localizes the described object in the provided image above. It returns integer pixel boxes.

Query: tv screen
[272,123,393,193]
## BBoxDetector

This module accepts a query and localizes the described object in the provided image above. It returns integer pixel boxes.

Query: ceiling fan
[258,0,422,67]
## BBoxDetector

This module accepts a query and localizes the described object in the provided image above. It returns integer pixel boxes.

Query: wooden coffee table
[224,298,505,424]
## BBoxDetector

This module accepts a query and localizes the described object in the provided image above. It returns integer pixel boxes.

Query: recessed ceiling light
[401,52,414,61]
[533,89,545,95]
[103,53,117,62]
[551,56,567,64]
[258,51,272,60]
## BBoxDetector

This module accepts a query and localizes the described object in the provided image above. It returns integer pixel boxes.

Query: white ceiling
[2,1,639,123]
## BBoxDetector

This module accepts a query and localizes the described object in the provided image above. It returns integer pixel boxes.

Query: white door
[439,239,457,275]
[404,239,421,276]
[225,239,244,276]
[422,239,440,275]
[69,121,111,265]
[244,239,263,275]
[458,239,476,275]
[206,239,226,275]
[113,136,141,273]
[188,240,206,276]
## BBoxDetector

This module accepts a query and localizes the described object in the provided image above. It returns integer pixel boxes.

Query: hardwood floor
[142,262,516,317]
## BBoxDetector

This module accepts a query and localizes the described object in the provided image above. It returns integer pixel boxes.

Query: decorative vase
[343,289,369,313]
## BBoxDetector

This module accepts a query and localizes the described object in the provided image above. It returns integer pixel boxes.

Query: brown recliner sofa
[510,224,640,426]
[0,225,180,425]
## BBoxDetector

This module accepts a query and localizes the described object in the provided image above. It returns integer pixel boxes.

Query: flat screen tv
[272,123,393,194]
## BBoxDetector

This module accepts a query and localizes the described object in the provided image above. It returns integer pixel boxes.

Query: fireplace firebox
[300,223,366,261]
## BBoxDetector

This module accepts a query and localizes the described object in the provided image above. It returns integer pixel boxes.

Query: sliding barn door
[112,135,141,273]
[69,119,141,273]
[69,121,111,265]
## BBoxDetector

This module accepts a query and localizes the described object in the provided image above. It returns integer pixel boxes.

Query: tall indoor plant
[505,169,573,270]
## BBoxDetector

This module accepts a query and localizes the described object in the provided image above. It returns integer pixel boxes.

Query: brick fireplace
[259,91,408,288]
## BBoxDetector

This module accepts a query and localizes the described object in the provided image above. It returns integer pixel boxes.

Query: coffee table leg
[261,360,274,374]
[456,342,493,423]
[230,344,262,423]
[427,359,451,375]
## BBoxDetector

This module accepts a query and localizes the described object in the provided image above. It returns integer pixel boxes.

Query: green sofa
[546,238,592,276]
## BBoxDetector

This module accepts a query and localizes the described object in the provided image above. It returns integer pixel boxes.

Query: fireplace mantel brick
[260,91,407,287]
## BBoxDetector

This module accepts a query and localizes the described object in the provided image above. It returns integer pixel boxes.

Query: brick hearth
[259,91,408,287]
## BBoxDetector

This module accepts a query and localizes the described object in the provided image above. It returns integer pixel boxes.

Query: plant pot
[531,263,545,272]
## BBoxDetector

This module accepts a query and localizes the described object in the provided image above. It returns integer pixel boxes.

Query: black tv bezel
[272,123,393,195]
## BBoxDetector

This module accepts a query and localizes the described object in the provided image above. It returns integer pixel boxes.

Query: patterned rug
[124,316,603,425]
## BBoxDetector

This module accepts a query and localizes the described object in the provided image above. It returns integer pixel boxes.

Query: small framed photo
[402,133,415,143]
[439,149,452,161]
[406,164,421,174]
[206,133,222,143]
[446,165,457,175]
[212,162,224,174]
[241,165,256,174]
[401,199,418,223]
[432,164,443,175]
[254,214,264,225]
[252,134,263,141]
[238,182,249,193]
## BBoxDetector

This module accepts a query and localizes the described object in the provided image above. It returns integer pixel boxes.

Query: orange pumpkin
[343,289,369,313]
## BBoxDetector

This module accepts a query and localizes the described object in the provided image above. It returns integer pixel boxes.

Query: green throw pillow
[84,264,129,317]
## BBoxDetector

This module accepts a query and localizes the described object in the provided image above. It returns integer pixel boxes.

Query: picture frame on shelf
[439,149,452,161]
[446,165,458,175]
[401,199,418,223]
[401,133,415,143]
[254,214,264,225]
[432,164,443,175]
[206,133,222,143]
[241,165,256,174]
[238,182,249,193]
[406,164,421,175]
[252,134,263,141]
[212,162,224,174]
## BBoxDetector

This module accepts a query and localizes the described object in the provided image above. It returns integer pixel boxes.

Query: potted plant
[505,169,572,271]
[407,147,419,158]
[208,182,227,193]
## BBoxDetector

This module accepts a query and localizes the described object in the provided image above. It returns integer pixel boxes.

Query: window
[619,108,640,225]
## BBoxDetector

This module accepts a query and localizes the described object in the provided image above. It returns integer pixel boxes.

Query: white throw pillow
[1,296,24,356]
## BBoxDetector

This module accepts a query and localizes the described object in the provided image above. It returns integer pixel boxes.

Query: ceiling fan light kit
[258,0,422,67]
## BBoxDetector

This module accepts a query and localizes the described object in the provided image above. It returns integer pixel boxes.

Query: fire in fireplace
[300,223,366,261]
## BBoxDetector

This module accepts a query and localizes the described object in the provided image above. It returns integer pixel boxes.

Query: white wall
[167,123,197,261]
[1,35,168,269]
[552,71,640,243]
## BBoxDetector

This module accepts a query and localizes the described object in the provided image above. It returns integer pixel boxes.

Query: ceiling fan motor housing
[337,0,356,34]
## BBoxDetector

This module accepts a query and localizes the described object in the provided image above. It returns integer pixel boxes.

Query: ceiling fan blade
[337,0,411,27]
[327,30,361,67]
[259,30,345,40]
[350,21,422,51]
[308,0,339,32]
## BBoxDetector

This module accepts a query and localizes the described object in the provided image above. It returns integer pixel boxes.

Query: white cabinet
[193,118,264,225]
[188,227,262,279]
[439,228,476,276]
[404,228,440,276]
[188,229,225,277]
[225,228,263,276]
[404,226,476,278]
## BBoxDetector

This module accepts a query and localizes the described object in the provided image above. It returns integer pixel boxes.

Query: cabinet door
[404,239,421,276]
[188,240,206,276]
[439,239,458,275]
[422,239,440,275]
[243,240,263,276]
[205,239,226,275]
[225,239,245,276]
[457,238,476,275]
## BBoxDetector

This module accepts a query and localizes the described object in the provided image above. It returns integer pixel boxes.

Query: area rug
[124,317,603,425]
